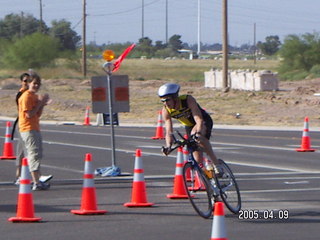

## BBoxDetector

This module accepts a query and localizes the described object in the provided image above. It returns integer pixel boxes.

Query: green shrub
[2,32,61,69]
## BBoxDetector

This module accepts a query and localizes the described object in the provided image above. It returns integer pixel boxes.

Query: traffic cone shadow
[0,121,16,160]
[167,146,189,199]
[8,158,42,222]
[124,149,154,207]
[71,153,107,215]
[151,110,165,139]
[296,117,315,152]
[210,202,228,240]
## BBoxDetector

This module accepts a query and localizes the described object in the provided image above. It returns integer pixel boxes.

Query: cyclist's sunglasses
[160,98,171,103]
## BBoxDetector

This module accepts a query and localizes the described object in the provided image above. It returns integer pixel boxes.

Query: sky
[0,0,319,47]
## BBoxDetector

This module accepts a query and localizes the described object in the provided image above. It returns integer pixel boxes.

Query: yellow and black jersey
[165,95,210,127]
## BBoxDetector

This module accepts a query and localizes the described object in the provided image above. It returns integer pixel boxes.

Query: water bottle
[204,159,213,179]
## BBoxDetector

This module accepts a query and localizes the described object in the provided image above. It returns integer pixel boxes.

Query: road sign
[91,75,129,113]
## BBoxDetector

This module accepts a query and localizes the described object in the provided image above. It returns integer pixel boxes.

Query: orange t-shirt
[18,90,40,132]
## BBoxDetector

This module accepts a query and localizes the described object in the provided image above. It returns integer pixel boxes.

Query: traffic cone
[83,106,91,126]
[8,158,42,222]
[71,153,107,215]
[124,149,154,207]
[167,147,189,199]
[151,110,165,139]
[210,202,228,240]
[296,117,315,152]
[0,121,16,160]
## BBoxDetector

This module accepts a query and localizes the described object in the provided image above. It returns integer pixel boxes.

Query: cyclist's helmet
[158,83,180,98]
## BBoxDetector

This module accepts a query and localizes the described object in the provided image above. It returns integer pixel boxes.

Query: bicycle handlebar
[162,131,199,155]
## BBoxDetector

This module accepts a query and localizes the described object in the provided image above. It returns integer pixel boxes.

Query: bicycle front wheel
[216,159,241,214]
[182,162,213,219]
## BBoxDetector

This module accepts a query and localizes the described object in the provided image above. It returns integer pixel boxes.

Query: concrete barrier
[204,69,278,91]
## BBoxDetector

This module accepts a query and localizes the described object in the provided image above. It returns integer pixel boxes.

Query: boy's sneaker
[39,175,53,183]
[32,182,50,191]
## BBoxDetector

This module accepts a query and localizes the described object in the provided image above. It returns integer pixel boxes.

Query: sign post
[91,49,130,176]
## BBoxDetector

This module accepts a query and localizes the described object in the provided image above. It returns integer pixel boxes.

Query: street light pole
[82,0,87,77]
[39,0,43,33]
[142,0,144,38]
[197,0,201,56]
[222,0,229,90]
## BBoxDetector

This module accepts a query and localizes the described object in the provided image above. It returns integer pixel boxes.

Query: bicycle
[163,131,241,219]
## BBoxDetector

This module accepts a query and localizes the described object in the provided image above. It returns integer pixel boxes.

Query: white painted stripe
[84,162,93,175]
[284,181,309,184]
[42,139,320,174]
[83,178,95,188]
[242,187,320,194]
[133,172,145,182]
[238,176,320,181]
[19,183,31,194]
[134,157,143,169]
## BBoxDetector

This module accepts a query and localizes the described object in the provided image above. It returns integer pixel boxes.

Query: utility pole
[197,0,201,56]
[253,23,257,64]
[222,0,229,90]
[39,0,43,33]
[165,0,168,44]
[142,0,144,38]
[20,11,24,38]
[82,0,87,77]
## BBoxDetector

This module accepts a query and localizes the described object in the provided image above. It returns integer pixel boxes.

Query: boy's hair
[31,74,41,83]
[20,73,30,81]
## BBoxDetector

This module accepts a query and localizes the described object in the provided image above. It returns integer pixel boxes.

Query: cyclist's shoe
[214,164,225,178]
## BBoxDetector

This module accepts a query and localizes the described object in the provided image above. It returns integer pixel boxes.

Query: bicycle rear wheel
[182,162,213,219]
[216,159,241,214]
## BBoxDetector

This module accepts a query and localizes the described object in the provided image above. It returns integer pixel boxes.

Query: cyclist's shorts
[185,115,213,140]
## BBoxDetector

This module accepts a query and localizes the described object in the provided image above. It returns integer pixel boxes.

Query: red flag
[112,44,136,72]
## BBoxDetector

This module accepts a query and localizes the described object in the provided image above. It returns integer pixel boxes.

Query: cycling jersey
[165,95,211,127]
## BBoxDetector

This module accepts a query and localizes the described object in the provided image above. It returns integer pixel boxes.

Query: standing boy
[18,74,51,190]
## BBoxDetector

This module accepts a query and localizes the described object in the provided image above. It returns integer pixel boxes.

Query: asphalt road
[0,120,319,240]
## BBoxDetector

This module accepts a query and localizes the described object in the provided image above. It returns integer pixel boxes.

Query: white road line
[242,187,320,194]
[43,140,320,173]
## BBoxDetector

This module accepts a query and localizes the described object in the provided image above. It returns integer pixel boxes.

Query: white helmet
[158,83,180,97]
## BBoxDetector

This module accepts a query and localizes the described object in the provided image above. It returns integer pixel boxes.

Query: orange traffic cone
[167,146,189,199]
[0,121,16,160]
[124,149,154,207]
[296,117,315,152]
[83,106,91,126]
[71,153,107,215]
[8,158,42,222]
[210,202,228,240]
[151,110,165,139]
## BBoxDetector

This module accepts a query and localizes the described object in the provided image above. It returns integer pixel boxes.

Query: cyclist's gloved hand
[190,133,199,141]
[161,146,171,156]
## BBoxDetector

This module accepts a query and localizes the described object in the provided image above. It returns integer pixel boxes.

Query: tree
[49,19,81,51]
[257,35,281,56]
[2,32,60,68]
[168,34,183,52]
[0,13,47,40]
[279,32,320,72]
[136,37,154,57]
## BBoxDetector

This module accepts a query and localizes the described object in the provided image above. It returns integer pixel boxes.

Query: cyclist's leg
[191,120,219,166]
